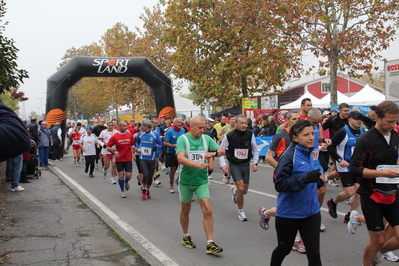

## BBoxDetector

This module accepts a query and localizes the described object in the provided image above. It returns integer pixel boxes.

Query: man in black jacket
[349,101,399,266]
[27,117,39,144]
[0,100,31,162]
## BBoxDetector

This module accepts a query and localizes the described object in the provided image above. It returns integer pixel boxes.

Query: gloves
[306,169,321,183]
[152,146,158,152]
[317,178,325,189]
[103,144,107,149]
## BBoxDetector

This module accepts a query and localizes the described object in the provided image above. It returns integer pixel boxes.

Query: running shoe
[110,178,116,184]
[238,210,248,221]
[11,186,25,192]
[95,163,99,170]
[326,199,338,218]
[102,169,107,179]
[141,189,147,200]
[348,210,360,234]
[89,174,94,178]
[169,185,175,193]
[227,177,234,184]
[165,168,170,175]
[345,198,351,204]
[258,207,270,230]
[76,162,80,167]
[206,241,223,254]
[344,212,350,223]
[208,175,213,180]
[121,192,126,198]
[320,223,326,232]
[328,178,339,187]
[230,186,237,204]
[373,252,384,265]
[137,175,140,186]
[146,190,151,199]
[385,251,399,262]
[154,178,161,186]
[84,167,88,173]
[125,182,130,191]
[155,172,160,178]
[175,177,179,185]
[182,235,196,249]
[222,175,228,184]
[292,240,306,254]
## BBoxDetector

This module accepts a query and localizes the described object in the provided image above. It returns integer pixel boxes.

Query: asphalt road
[49,154,397,266]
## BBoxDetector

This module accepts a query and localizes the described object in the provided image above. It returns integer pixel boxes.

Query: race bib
[142,147,151,156]
[188,151,205,162]
[234,149,249,159]
[73,140,80,145]
[312,149,319,161]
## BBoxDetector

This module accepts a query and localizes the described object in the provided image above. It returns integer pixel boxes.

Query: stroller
[26,140,41,178]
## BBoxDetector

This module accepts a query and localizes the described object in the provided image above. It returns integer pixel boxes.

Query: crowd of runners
[57,99,399,265]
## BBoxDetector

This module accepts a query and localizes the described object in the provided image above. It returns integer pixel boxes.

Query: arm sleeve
[251,134,259,164]
[327,128,346,161]
[322,117,332,130]
[349,138,368,177]
[0,100,31,162]
[274,152,309,192]
[218,137,229,167]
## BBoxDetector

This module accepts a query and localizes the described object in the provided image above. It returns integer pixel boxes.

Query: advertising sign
[385,59,399,102]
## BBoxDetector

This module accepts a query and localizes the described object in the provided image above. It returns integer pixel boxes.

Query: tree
[0,0,28,95]
[162,0,298,107]
[265,0,399,104]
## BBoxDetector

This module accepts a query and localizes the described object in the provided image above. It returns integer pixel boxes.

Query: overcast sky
[4,0,399,119]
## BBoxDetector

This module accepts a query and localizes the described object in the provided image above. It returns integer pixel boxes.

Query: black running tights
[270,212,322,266]
[84,155,96,175]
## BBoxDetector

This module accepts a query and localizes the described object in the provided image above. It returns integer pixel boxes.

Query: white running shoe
[385,251,399,262]
[230,186,237,204]
[11,186,25,192]
[258,207,270,230]
[348,210,360,234]
[95,163,99,170]
[110,178,116,184]
[238,210,248,221]
[169,185,175,193]
[125,182,130,191]
[121,192,126,198]
[208,175,213,180]
[154,178,161,186]
[320,223,326,232]
[222,175,228,184]
[292,240,306,254]
[227,177,234,184]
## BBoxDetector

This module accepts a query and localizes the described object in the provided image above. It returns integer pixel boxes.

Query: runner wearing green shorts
[176,115,225,254]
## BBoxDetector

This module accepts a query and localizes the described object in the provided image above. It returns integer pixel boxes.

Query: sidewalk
[0,164,148,266]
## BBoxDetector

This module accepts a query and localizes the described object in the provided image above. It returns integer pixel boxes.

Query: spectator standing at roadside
[38,121,53,166]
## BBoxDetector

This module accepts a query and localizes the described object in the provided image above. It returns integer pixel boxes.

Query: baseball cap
[348,111,364,120]
[322,110,331,116]
[86,126,93,131]
[207,117,214,122]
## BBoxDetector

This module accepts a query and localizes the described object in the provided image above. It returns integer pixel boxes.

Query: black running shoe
[326,199,337,218]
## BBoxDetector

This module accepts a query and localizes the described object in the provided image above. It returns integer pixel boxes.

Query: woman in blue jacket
[271,119,323,266]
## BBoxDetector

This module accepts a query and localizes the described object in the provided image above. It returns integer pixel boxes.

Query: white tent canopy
[174,95,202,117]
[315,91,352,108]
[347,85,385,105]
[280,91,323,109]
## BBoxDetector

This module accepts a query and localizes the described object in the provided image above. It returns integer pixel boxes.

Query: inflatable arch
[45,56,176,132]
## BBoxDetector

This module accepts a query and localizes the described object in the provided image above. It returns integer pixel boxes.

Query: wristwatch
[337,158,342,163]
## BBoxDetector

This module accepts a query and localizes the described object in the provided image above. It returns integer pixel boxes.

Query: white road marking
[209,180,347,217]
[53,166,178,266]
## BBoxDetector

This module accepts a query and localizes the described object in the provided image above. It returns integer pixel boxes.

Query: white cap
[207,117,215,122]
[323,110,330,115]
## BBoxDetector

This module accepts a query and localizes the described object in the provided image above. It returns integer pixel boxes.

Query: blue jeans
[39,146,49,165]
[7,155,23,189]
